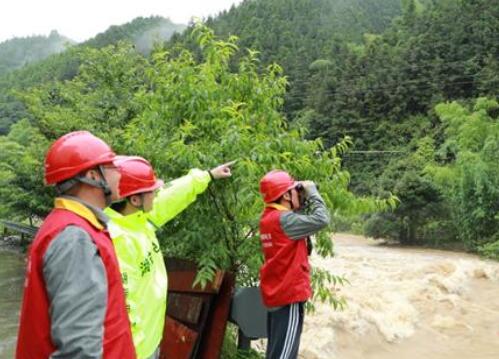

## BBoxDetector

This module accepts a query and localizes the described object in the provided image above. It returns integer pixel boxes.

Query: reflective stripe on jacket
[105,169,210,358]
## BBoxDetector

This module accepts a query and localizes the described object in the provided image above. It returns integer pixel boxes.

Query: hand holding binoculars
[295,180,316,192]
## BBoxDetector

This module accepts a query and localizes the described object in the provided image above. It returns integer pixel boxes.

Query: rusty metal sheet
[167,270,224,294]
[159,316,198,359]
[167,293,204,325]
[198,272,235,359]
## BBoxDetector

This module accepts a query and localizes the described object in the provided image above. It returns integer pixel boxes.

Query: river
[298,234,499,359]
[2,234,499,358]
[0,249,24,359]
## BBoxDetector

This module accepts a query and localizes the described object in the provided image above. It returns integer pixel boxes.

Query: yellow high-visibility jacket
[105,169,211,359]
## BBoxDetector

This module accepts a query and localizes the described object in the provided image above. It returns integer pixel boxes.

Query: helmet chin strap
[73,166,113,206]
[97,165,113,207]
[55,166,113,206]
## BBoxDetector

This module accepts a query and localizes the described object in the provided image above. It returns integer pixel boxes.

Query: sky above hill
[0,0,243,43]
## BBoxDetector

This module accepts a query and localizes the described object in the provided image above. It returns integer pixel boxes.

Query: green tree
[303,0,498,198]
[176,0,403,117]
[128,25,396,288]
[365,136,445,245]
[0,119,51,221]
[427,98,499,250]
[6,24,395,305]
[0,16,184,135]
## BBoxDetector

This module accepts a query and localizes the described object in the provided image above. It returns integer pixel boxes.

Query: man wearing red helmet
[16,131,136,359]
[259,170,330,359]
[104,156,233,359]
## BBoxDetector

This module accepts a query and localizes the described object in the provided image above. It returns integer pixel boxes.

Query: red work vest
[259,207,312,307]
[16,208,136,359]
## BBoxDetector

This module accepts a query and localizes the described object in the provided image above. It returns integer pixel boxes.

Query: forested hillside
[0,16,184,134]
[171,0,404,114]
[0,31,74,76]
[0,0,498,256]
[166,0,498,251]
[84,16,185,53]
[297,0,498,249]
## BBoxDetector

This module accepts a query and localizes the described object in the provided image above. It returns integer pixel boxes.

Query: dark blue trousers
[266,302,304,359]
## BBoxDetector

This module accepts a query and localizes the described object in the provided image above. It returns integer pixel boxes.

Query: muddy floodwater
[287,234,499,359]
[2,234,499,358]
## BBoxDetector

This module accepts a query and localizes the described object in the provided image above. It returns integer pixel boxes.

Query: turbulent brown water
[2,235,499,358]
[296,234,499,359]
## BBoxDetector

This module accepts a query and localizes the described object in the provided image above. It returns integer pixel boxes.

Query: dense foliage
[430,99,499,251]
[0,26,395,306]
[304,0,498,145]
[168,0,499,255]
[171,0,403,115]
[0,16,184,135]
[366,99,499,252]
[0,0,498,257]
[342,0,497,255]
[3,1,497,355]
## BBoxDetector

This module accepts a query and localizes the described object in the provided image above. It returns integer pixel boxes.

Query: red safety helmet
[259,170,298,203]
[44,131,116,185]
[114,156,164,198]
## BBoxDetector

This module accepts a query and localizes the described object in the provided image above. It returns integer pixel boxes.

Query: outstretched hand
[209,160,236,180]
